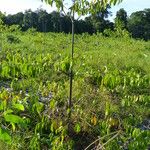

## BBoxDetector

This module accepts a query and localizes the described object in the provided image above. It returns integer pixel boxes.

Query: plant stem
[84,130,121,150]
[68,0,75,127]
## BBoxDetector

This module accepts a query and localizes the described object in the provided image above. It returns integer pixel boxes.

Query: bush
[7,35,21,44]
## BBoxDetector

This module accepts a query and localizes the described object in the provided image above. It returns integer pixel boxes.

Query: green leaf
[105,101,110,117]
[50,99,55,109]
[3,109,13,116]
[0,101,8,111]
[0,128,11,144]
[74,123,81,133]
[132,128,141,138]
[13,103,25,111]
[33,102,44,115]
[51,121,56,132]
[110,0,123,5]
[11,123,16,132]
[42,0,123,15]
[4,114,24,124]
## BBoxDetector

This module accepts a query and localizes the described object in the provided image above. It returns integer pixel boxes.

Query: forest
[0,7,150,40]
[0,0,150,150]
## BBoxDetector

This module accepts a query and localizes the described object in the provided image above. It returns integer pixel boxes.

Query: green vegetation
[1,8,150,40]
[0,25,150,149]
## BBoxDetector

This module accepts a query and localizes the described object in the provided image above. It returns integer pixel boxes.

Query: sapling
[42,0,123,129]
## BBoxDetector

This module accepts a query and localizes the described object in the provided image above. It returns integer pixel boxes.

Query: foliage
[2,6,150,40]
[115,8,127,29]
[42,0,123,14]
[7,35,21,44]
[0,25,149,149]
[128,8,150,40]
[2,0,124,34]
[85,4,113,33]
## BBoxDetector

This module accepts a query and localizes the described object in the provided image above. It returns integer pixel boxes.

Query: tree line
[0,8,150,40]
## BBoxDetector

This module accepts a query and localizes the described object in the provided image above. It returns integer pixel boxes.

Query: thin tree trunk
[68,1,75,128]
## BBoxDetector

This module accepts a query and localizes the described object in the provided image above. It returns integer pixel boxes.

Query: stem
[84,130,121,150]
[68,1,75,126]
[100,130,121,149]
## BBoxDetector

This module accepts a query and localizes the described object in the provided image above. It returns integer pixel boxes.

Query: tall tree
[22,9,38,30]
[60,14,72,33]
[50,11,61,32]
[114,8,129,37]
[85,4,112,32]
[128,9,150,40]
[36,9,53,32]
[115,8,127,30]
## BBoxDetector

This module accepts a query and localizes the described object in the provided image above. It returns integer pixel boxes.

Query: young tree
[41,0,123,126]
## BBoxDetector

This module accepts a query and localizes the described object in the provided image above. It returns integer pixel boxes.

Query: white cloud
[0,0,55,14]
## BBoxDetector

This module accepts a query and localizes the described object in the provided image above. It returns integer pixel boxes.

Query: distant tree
[4,12,24,27]
[4,14,13,25]
[128,9,150,40]
[22,10,38,30]
[114,8,130,37]
[75,19,93,34]
[85,4,112,32]
[60,14,72,33]
[0,11,5,22]
[115,8,127,30]
[49,11,61,32]
[36,9,52,32]
[14,12,24,27]
[144,9,150,39]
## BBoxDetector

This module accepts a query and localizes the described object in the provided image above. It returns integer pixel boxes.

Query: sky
[0,0,150,21]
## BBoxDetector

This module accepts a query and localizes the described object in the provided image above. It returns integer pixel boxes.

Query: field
[0,27,150,149]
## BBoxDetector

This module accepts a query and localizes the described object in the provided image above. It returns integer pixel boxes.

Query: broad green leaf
[13,103,25,111]
[4,114,24,124]
[0,128,11,144]
[0,101,8,111]
[3,109,13,116]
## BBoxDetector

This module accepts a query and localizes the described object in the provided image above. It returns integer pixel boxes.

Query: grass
[0,28,150,149]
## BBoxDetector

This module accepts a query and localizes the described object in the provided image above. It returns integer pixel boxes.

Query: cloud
[0,0,55,14]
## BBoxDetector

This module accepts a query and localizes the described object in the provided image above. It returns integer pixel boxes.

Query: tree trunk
[68,0,75,129]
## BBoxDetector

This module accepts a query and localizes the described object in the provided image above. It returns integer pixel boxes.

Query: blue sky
[0,0,150,21]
